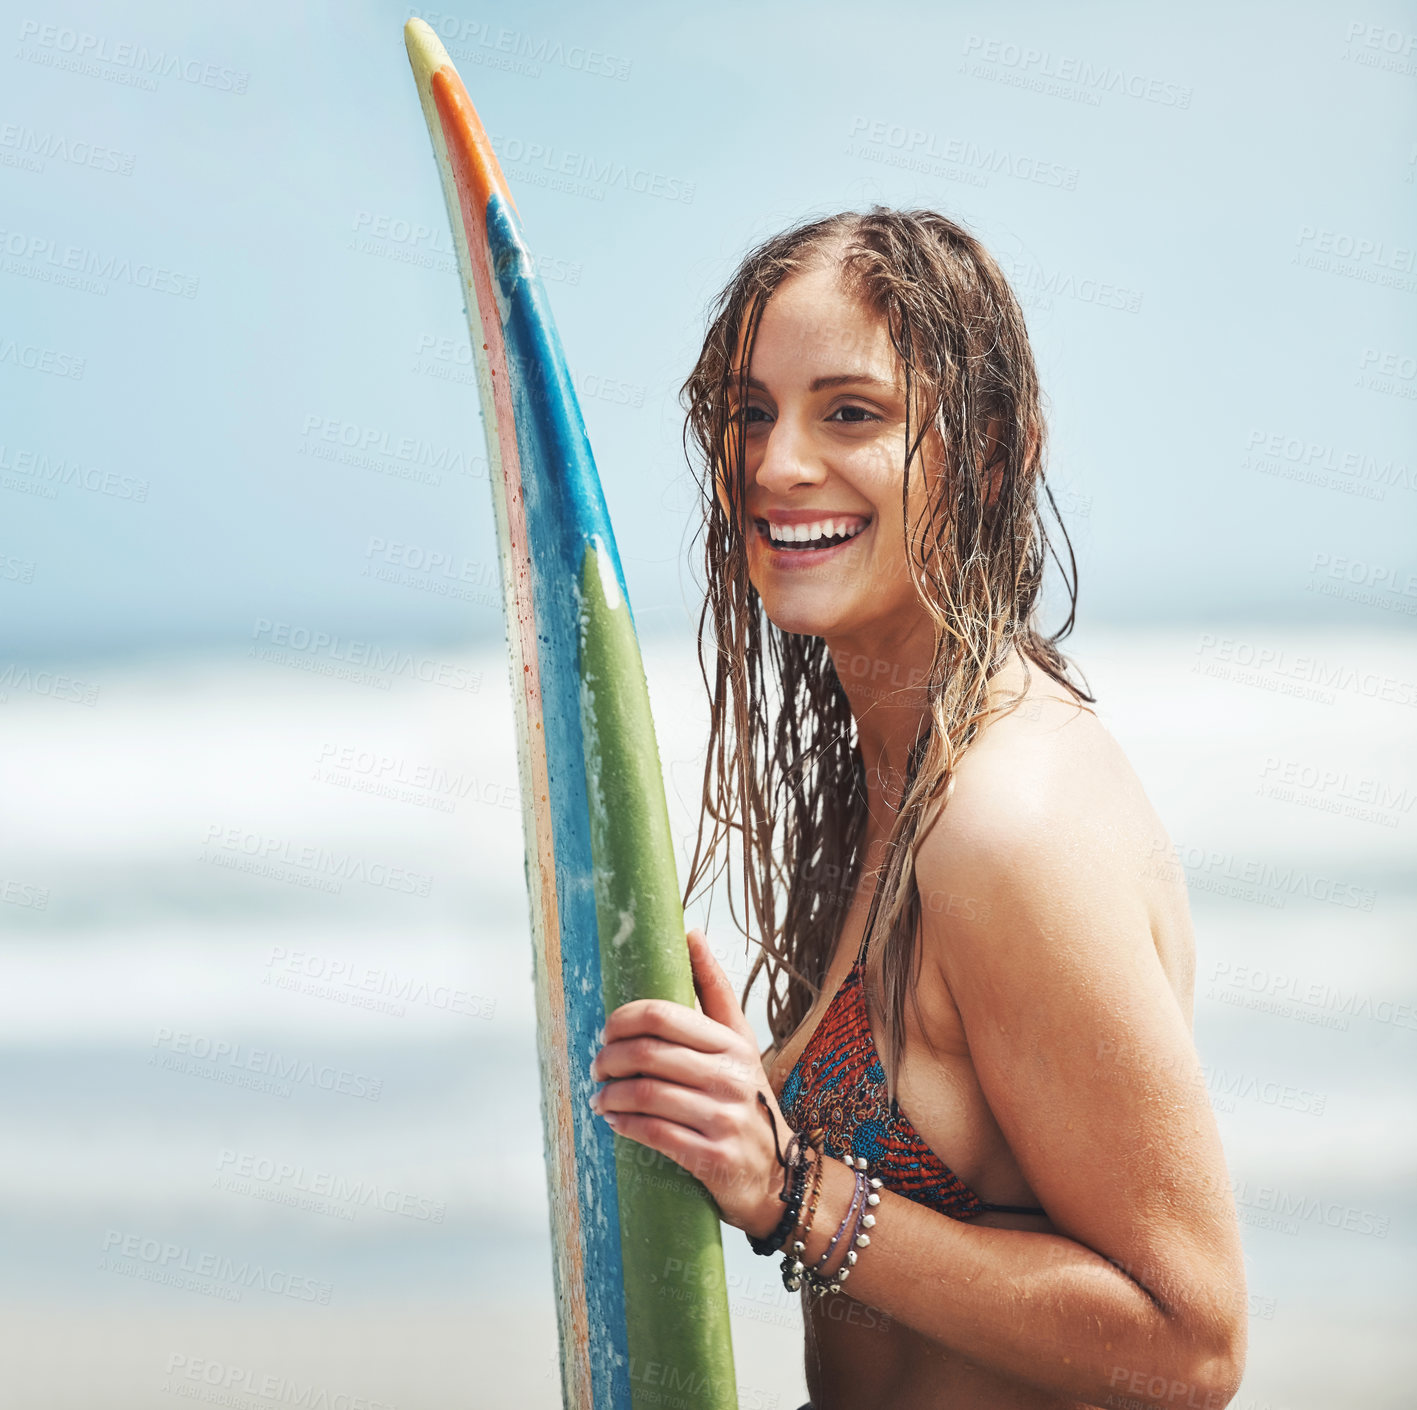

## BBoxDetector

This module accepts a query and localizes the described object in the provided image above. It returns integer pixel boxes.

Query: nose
[752,411,826,497]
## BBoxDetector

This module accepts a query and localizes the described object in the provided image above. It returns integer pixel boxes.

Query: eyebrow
[741,373,897,393]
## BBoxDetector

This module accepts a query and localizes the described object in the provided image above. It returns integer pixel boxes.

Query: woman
[587,207,1247,1410]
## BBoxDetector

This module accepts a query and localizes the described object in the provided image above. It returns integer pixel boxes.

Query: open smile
[754,514,872,558]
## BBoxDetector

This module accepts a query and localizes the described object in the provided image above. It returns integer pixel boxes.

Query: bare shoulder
[919,673,1196,1016]
[937,677,1145,847]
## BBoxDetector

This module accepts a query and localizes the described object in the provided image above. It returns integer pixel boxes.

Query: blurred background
[1,1,1413,1406]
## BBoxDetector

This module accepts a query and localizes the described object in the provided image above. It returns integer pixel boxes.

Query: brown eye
[828,404,879,424]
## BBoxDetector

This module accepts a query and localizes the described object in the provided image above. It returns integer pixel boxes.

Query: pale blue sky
[2,0,1413,658]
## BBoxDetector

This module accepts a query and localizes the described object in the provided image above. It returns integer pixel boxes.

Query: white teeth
[765,518,865,545]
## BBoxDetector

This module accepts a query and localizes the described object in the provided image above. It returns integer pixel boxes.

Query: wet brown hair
[677,206,1093,1102]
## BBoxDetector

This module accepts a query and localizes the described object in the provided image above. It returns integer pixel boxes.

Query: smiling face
[718,257,940,652]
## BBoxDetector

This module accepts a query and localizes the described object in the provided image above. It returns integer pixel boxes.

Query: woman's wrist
[743,1145,807,1247]
[739,1099,805,1243]
[743,1178,792,1241]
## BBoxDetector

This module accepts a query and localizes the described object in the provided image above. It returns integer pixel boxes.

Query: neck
[828,621,1024,828]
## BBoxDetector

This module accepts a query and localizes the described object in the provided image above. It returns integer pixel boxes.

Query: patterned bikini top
[777,928,1046,1222]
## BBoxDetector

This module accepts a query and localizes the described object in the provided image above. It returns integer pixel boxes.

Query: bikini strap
[853,848,886,973]
[854,922,872,969]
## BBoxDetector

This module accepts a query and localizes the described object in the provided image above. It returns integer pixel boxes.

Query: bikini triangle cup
[778,919,1046,1221]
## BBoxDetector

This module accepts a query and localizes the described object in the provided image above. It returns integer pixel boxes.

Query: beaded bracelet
[797,1152,883,1298]
[825,1165,882,1293]
[746,1145,807,1256]
[778,1140,826,1292]
[803,1165,863,1297]
[746,1092,816,1256]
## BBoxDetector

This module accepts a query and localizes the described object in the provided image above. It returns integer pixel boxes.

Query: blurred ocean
[2,625,1413,1410]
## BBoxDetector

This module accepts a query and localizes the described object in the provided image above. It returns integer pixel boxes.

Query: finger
[594,1075,732,1141]
[601,995,732,1054]
[687,927,711,1013]
[685,929,756,1043]
[593,1035,759,1099]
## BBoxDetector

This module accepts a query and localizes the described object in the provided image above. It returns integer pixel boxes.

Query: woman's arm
[819,780,1246,1406]
[783,1155,1238,1408]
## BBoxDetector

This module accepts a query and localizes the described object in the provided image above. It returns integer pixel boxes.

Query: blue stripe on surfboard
[487,190,632,1408]
[486,196,635,629]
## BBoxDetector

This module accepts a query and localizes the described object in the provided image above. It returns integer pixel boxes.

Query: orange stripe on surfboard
[430,65,518,226]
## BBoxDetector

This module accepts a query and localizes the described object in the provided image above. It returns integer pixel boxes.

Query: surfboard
[402,20,738,1410]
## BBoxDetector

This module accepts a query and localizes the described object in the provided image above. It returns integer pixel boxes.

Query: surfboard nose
[403,17,519,226]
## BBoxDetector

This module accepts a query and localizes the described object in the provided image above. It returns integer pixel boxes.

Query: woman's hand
[589,927,793,1239]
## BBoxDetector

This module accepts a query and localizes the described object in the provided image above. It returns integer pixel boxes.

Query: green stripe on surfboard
[579,538,738,1409]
